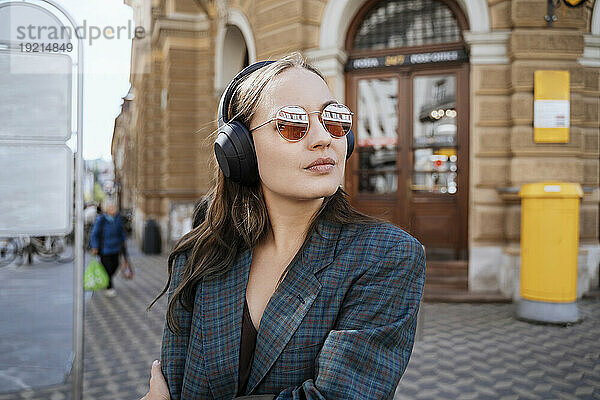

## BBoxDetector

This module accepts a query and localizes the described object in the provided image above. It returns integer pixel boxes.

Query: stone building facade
[112,89,136,211]
[113,0,600,300]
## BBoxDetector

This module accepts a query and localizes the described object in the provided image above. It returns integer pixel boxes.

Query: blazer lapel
[246,218,342,394]
[200,246,252,400]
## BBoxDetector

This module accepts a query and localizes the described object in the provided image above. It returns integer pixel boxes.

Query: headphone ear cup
[345,130,355,160]
[214,121,259,186]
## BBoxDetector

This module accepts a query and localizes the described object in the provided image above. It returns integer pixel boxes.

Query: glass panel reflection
[353,0,461,51]
[357,78,398,194]
[413,75,457,194]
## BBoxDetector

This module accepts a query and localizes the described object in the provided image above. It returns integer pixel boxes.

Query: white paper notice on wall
[534,100,570,128]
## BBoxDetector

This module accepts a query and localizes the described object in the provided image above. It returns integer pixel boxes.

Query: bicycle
[0,238,18,267]
[0,235,74,266]
[45,235,74,263]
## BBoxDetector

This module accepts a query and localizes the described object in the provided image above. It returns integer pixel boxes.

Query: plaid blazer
[161,217,426,400]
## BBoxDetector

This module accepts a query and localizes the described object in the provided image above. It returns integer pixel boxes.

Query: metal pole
[35,1,84,397]
[72,24,85,400]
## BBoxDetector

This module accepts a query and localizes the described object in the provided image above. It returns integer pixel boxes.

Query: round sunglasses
[249,103,354,142]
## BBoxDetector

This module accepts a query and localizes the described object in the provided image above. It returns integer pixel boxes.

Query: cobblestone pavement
[395,300,600,400]
[0,249,168,400]
[1,249,599,400]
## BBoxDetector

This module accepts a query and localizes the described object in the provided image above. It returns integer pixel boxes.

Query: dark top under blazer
[161,217,426,400]
[237,298,257,396]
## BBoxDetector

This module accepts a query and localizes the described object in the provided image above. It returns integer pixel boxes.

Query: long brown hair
[148,52,384,334]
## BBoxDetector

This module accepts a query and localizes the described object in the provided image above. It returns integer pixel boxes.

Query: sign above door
[346,48,468,71]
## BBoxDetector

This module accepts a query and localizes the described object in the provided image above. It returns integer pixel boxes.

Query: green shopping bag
[84,258,109,291]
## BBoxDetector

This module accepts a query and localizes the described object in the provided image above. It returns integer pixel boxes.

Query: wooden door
[345,63,469,260]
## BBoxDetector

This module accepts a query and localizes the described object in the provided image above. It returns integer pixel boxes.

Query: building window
[353,0,461,51]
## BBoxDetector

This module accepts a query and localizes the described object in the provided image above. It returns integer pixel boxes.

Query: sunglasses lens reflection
[276,106,308,140]
[274,104,352,141]
[321,104,352,138]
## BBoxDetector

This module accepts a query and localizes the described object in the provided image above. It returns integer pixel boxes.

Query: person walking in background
[90,198,129,297]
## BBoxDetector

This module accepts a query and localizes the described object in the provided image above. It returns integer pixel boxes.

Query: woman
[90,198,129,297]
[143,53,426,400]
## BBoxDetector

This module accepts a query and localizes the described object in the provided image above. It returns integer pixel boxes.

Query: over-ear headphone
[214,60,355,186]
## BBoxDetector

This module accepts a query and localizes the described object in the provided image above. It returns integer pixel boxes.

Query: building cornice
[463,31,510,65]
[304,47,348,76]
[151,14,210,44]
[579,34,600,67]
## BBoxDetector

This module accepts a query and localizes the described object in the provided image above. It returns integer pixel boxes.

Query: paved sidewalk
[0,256,93,393]
[395,301,600,400]
[0,245,168,400]
[1,246,599,399]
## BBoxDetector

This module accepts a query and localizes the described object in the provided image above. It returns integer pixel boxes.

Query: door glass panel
[413,75,457,194]
[356,78,398,194]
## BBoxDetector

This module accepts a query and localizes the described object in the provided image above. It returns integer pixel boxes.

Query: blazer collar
[199,217,342,399]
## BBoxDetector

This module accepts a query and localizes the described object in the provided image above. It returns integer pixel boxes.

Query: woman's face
[250,67,347,201]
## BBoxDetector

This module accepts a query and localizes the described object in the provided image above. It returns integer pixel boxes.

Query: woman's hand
[140,360,170,400]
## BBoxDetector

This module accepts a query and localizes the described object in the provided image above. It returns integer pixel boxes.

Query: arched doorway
[215,9,256,96]
[218,25,249,89]
[344,0,470,262]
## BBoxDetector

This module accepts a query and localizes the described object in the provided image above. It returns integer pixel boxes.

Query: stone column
[463,30,511,293]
